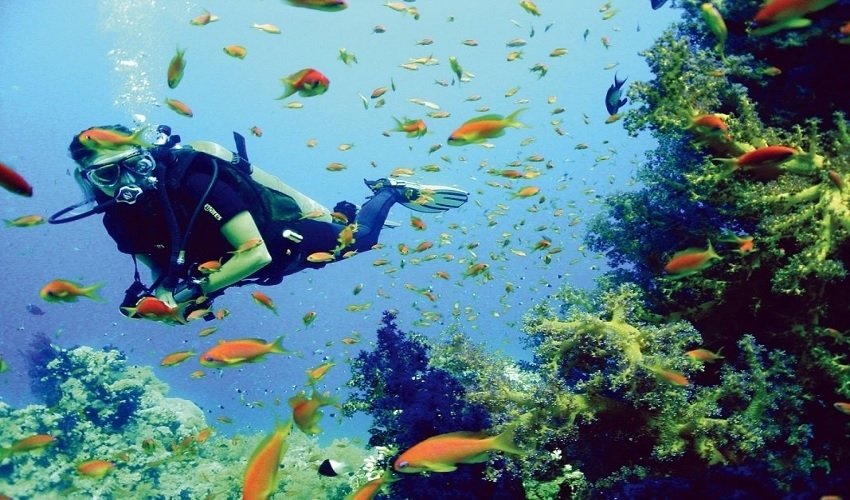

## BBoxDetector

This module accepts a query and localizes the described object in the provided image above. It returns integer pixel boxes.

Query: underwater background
[2,0,850,498]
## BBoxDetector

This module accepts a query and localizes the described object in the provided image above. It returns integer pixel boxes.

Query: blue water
[0,0,679,448]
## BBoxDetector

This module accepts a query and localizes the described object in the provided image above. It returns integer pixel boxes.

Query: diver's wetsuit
[99,150,397,287]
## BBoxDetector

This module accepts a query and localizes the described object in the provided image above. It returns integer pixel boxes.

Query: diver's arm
[199,210,273,295]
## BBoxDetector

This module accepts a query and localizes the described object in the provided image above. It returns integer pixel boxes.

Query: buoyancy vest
[163,143,307,286]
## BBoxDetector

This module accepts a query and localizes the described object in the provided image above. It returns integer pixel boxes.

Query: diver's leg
[353,188,397,250]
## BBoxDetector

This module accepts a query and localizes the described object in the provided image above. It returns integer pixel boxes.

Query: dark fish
[26,304,45,316]
[605,73,628,115]
[318,458,353,477]
[651,0,668,9]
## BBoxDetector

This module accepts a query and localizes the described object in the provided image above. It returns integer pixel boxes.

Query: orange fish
[663,241,721,278]
[347,469,399,500]
[230,238,264,255]
[4,214,47,227]
[646,364,690,386]
[77,126,153,151]
[165,98,194,117]
[718,231,755,255]
[307,251,336,263]
[223,45,247,59]
[302,311,318,327]
[160,349,196,367]
[288,389,339,435]
[392,117,428,138]
[122,296,186,324]
[716,145,798,178]
[0,161,34,197]
[167,46,187,89]
[189,9,218,25]
[242,419,292,500]
[834,402,850,415]
[510,186,540,199]
[249,126,263,137]
[0,434,56,460]
[198,326,218,337]
[749,0,838,36]
[306,361,336,385]
[277,68,329,100]
[447,109,528,146]
[251,291,278,315]
[76,459,114,479]
[685,348,724,363]
[394,426,524,473]
[200,336,290,367]
[463,263,490,278]
[410,216,426,230]
[197,259,222,274]
[39,279,105,303]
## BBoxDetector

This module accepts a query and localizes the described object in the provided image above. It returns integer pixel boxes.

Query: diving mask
[83,149,155,188]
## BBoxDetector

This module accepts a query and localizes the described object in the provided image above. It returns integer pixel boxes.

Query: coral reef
[1,339,371,498]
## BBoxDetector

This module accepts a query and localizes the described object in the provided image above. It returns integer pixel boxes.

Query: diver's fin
[365,178,468,213]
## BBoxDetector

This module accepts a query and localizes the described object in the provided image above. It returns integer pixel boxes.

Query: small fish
[317,458,353,477]
[519,0,541,16]
[26,303,45,315]
[229,238,264,255]
[663,241,721,278]
[77,126,153,151]
[646,364,690,386]
[122,296,186,324]
[307,251,336,263]
[284,0,348,11]
[242,420,293,500]
[223,45,247,59]
[160,349,196,367]
[394,426,524,473]
[338,48,358,66]
[39,279,105,303]
[277,68,329,100]
[76,459,114,479]
[510,186,541,199]
[251,291,278,315]
[392,117,428,138]
[834,402,850,415]
[302,311,318,327]
[249,126,263,137]
[165,98,194,117]
[167,46,187,89]
[306,360,336,385]
[199,336,290,367]
[197,259,222,274]
[685,347,724,363]
[449,56,464,83]
[447,109,529,146]
[347,469,399,499]
[251,23,281,34]
[4,214,46,227]
[0,161,33,197]
[605,73,628,115]
[289,389,339,435]
[189,9,216,26]
[700,3,727,57]
[748,0,837,37]
[0,434,56,460]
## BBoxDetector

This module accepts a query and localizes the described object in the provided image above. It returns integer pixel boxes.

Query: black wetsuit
[98,149,397,289]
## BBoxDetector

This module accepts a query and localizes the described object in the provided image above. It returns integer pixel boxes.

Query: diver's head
[69,125,156,200]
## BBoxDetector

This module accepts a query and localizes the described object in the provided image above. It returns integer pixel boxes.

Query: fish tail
[83,282,107,302]
[130,125,154,148]
[269,335,292,355]
[490,423,525,456]
[505,108,530,129]
[277,81,297,100]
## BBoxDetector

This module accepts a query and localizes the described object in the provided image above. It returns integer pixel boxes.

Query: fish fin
[425,461,458,472]
[491,424,525,456]
[84,282,107,302]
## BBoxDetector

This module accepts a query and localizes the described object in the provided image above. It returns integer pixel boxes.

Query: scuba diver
[49,124,468,323]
